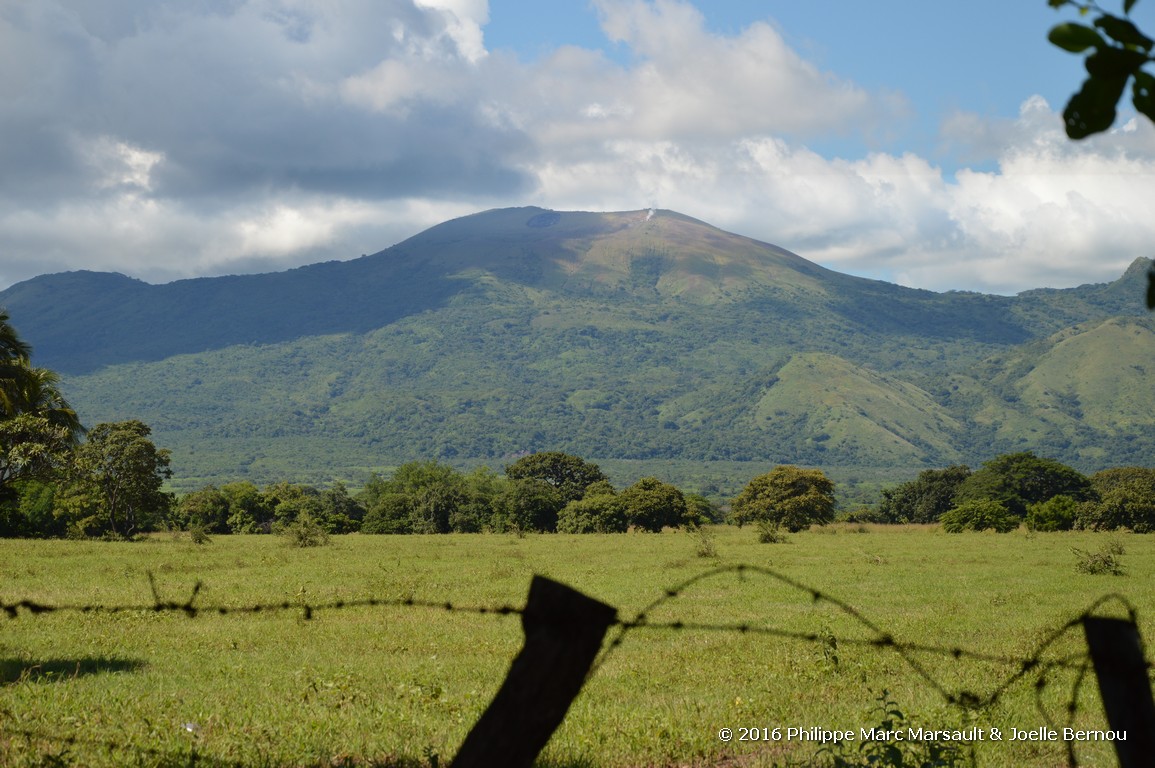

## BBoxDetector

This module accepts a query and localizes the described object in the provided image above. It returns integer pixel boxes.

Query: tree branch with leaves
[1049,1,1155,306]
[1047,0,1155,137]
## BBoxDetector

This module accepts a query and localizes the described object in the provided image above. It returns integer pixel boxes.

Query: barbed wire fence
[2,564,1153,768]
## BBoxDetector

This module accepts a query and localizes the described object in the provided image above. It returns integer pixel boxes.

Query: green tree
[262,481,324,528]
[730,466,835,532]
[261,481,359,535]
[1079,466,1155,530]
[2,366,83,437]
[504,452,607,503]
[952,452,1093,518]
[318,482,365,533]
[361,492,416,534]
[408,479,466,534]
[877,465,972,523]
[684,492,723,526]
[220,480,272,533]
[0,309,34,418]
[494,478,564,532]
[449,467,503,532]
[58,420,173,538]
[557,483,627,533]
[358,461,471,534]
[0,310,31,357]
[175,485,231,534]
[0,312,84,507]
[0,478,63,538]
[0,415,77,498]
[619,476,687,532]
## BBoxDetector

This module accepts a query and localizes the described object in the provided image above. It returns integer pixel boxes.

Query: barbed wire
[1,571,523,622]
[2,564,1149,768]
[598,566,1146,768]
[2,564,1142,702]
[598,565,1139,705]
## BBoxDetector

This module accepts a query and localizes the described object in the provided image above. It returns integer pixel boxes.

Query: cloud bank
[1,0,1154,294]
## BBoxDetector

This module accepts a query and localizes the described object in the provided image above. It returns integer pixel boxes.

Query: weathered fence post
[451,575,617,768]
[1082,617,1155,768]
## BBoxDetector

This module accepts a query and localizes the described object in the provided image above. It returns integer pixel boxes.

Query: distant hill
[2,207,1152,493]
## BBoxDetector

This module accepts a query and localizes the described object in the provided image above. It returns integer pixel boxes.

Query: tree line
[0,448,725,538]
[173,453,723,538]
[4,309,1155,539]
[8,440,1152,539]
[864,451,1155,533]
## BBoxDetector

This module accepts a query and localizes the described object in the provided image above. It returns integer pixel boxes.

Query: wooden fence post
[451,575,617,768]
[1082,616,1155,768]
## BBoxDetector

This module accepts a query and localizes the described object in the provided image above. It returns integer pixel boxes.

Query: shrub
[1073,545,1124,576]
[689,524,718,558]
[756,519,787,543]
[817,689,972,767]
[187,523,212,545]
[278,512,330,547]
[940,500,1018,533]
[556,492,627,533]
[839,506,887,524]
[1025,495,1078,532]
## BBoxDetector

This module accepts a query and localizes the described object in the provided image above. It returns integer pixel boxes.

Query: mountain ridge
[2,207,1153,489]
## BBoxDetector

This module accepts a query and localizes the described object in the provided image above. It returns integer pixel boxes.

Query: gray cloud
[0,0,542,286]
[0,0,533,202]
[1,0,1152,296]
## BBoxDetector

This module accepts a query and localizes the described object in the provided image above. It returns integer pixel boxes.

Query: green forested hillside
[1,207,1151,492]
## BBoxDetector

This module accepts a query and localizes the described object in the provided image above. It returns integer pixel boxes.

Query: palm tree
[0,310,32,361]
[0,310,80,434]
[8,366,84,441]
[0,310,34,417]
[0,310,84,494]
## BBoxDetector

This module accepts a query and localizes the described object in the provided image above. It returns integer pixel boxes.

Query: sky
[2,0,1155,295]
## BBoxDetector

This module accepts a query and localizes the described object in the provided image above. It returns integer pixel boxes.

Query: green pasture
[1,526,1152,767]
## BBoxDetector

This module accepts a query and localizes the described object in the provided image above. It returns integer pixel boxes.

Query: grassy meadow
[1,526,1152,767]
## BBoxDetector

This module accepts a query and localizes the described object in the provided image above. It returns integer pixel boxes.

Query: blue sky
[483,1,1117,170]
[1,0,1154,294]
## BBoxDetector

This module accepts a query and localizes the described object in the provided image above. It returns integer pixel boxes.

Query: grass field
[1,526,1152,767]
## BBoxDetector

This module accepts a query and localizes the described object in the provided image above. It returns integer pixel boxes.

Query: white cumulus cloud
[0,0,1153,298]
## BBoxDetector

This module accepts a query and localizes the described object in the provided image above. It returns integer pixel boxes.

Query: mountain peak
[0,207,1144,375]
[1121,256,1153,281]
[3,207,1154,482]
[385,206,831,302]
